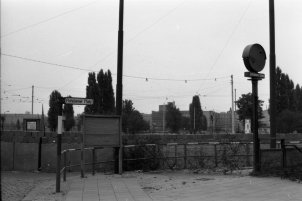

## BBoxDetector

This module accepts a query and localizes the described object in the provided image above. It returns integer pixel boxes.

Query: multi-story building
[151,102,175,132]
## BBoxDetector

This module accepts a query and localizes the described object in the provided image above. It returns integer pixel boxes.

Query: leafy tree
[1,116,5,130]
[97,69,105,113]
[63,97,75,131]
[202,114,208,131]
[85,72,100,114]
[103,70,115,114]
[181,116,190,132]
[236,93,264,131]
[189,95,203,133]
[47,90,63,131]
[276,110,302,133]
[122,99,149,133]
[16,119,21,130]
[166,102,182,133]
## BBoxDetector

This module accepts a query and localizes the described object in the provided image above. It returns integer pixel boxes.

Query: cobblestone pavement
[1,171,55,201]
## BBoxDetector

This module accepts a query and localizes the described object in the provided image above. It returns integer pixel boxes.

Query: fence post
[175,144,177,169]
[214,144,218,167]
[63,151,66,182]
[281,139,286,169]
[92,148,95,175]
[38,137,42,171]
[184,144,187,169]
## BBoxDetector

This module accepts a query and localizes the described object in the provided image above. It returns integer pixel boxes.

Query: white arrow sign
[65,97,93,105]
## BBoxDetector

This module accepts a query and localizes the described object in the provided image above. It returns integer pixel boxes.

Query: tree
[202,114,208,131]
[181,116,190,132]
[276,110,302,133]
[166,102,182,133]
[85,72,100,114]
[47,90,63,131]
[189,95,203,133]
[236,93,264,131]
[103,70,115,114]
[63,97,75,131]
[16,119,21,130]
[122,99,149,133]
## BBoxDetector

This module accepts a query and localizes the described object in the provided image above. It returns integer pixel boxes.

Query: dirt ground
[1,171,69,201]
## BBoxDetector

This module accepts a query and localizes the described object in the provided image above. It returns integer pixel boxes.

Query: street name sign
[65,97,93,105]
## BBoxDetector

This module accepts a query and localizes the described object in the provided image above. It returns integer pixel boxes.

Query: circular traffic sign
[242,44,266,73]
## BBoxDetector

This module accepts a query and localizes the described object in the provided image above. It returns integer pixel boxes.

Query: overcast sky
[1,0,302,115]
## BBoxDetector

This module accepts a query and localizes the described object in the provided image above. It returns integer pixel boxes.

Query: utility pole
[269,0,276,148]
[231,75,235,134]
[115,0,124,174]
[32,85,34,115]
[163,104,165,133]
[234,89,237,112]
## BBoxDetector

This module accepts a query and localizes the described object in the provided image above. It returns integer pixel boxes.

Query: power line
[90,0,186,67]
[1,1,97,38]
[197,0,252,92]
[2,53,230,82]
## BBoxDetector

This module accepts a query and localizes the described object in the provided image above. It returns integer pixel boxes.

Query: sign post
[55,97,93,192]
[242,43,266,174]
[56,102,63,193]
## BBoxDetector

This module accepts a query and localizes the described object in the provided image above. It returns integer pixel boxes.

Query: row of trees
[235,67,302,133]
[48,91,75,131]
[275,67,302,133]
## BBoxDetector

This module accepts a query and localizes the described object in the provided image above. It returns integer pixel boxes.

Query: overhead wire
[197,0,252,93]
[1,0,97,38]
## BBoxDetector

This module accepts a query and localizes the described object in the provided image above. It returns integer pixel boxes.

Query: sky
[1,0,302,115]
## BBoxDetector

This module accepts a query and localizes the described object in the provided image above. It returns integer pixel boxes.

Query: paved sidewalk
[64,173,302,201]
[65,174,152,201]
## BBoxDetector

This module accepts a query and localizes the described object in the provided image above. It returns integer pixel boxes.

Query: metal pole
[231,75,235,134]
[32,85,34,115]
[115,0,124,174]
[252,78,260,173]
[56,104,63,193]
[269,0,276,148]
[38,137,42,171]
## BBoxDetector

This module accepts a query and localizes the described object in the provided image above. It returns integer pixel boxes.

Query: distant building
[151,102,175,132]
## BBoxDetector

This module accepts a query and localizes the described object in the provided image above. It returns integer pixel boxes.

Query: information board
[83,115,121,147]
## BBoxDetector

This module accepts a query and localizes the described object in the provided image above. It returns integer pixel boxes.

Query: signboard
[83,115,121,147]
[27,121,37,130]
[65,97,93,105]
[24,118,41,131]
[244,72,265,79]
[245,119,251,134]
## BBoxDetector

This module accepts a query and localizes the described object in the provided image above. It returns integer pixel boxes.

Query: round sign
[242,44,266,73]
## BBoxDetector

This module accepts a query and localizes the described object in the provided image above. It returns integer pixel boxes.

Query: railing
[57,146,114,186]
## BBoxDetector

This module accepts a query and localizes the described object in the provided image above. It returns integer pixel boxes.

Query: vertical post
[63,151,67,182]
[115,0,124,174]
[38,137,42,171]
[193,107,196,134]
[184,144,187,169]
[92,148,95,175]
[252,78,260,173]
[163,104,165,133]
[214,144,218,167]
[175,144,177,169]
[32,85,34,115]
[231,75,235,134]
[281,139,286,169]
[56,105,63,193]
[269,0,276,148]
[81,133,85,178]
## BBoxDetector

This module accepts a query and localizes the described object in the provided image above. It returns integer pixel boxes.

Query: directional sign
[244,72,265,79]
[65,97,93,105]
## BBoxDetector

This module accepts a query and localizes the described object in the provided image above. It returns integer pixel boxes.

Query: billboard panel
[83,115,121,147]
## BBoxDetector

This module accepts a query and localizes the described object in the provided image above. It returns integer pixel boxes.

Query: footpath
[65,174,152,201]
